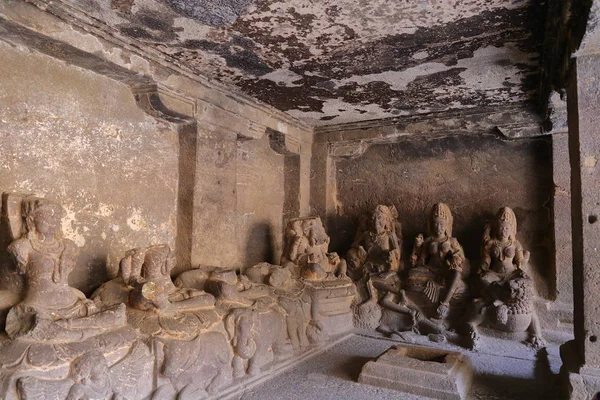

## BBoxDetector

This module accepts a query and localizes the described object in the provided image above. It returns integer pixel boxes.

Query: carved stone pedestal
[305,280,356,336]
[358,345,473,400]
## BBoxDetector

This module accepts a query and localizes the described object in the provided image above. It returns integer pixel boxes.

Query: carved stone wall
[320,134,554,299]
[0,40,179,294]
[237,135,286,267]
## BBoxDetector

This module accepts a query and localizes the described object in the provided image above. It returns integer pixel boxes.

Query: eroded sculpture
[6,195,127,341]
[281,217,348,281]
[406,203,469,323]
[93,244,234,395]
[464,207,545,349]
[350,204,460,341]
[0,194,151,400]
[346,205,402,279]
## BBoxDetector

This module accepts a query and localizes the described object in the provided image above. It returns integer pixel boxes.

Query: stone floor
[226,331,562,400]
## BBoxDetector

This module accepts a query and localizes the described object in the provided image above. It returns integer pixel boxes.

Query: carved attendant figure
[480,207,527,286]
[121,244,215,313]
[347,205,402,279]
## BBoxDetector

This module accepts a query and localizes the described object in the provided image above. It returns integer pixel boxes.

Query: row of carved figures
[0,194,544,400]
[349,203,545,350]
[0,193,355,400]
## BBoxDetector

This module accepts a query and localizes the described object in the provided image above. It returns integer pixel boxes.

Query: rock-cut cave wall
[326,134,555,299]
[0,40,293,293]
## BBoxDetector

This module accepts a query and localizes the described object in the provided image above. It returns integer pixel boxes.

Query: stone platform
[358,345,473,400]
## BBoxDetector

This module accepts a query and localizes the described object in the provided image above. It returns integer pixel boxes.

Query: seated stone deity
[405,203,469,322]
[5,195,126,341]
[346,205,402,280]
[281,217,347,281]
[465,207,545,349]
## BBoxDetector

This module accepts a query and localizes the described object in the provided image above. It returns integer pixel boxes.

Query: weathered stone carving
[372,274,449,339]
[17,341,151,400]
[202,268,289,378]
[93,244,234,396]
[0,194,150,400]
[346,205,402,279]
[465,207,545,349]
[5,194,126,341]
[0,195,357,399]
[281,217,347,281]
[245,263,318,351]
[406,203,469,322]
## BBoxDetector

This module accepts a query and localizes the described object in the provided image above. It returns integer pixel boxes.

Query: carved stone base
[358,345,473,400]
[305,280,356,336]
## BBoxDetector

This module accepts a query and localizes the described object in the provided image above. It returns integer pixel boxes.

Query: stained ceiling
[62,0,546,125]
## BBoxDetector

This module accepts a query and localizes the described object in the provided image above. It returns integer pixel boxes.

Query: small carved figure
[205,269,273,309]
[281,217,347,281]
[346,205,402,279]
[5,195,126,340]
[224,306,288,378]
[406,203,468,321]
[373,275,446,338]
[204,269,289,378]
[465,207,545,349]
[267,267,325,350]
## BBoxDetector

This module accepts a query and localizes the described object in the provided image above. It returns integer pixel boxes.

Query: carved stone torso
[421,236,463,279]
[9,237,79,312]
[487,239,518,279]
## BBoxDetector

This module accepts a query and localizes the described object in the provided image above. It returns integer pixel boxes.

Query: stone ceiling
[61,0,546,126]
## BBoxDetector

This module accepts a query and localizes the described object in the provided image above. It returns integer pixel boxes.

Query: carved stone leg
[463,299,487,350]
[526,313,547,349]
[232,356,246,379]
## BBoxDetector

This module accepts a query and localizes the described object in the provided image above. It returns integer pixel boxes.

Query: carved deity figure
[480,207,528,286]
[5,195,126,340]
[465,207,545,349]
[281,217,347,281]
[266,267,325,350]
[346,205,402,280]
[406,203,469,321]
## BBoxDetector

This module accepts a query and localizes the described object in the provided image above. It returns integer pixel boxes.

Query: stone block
[305,280,356,336]
[358,345,473,400]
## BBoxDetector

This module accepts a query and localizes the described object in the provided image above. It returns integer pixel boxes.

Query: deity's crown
[431,203,452,220]
[497,207,517,225]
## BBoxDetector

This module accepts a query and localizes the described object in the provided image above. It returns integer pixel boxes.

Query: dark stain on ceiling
[64,0,546,125]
